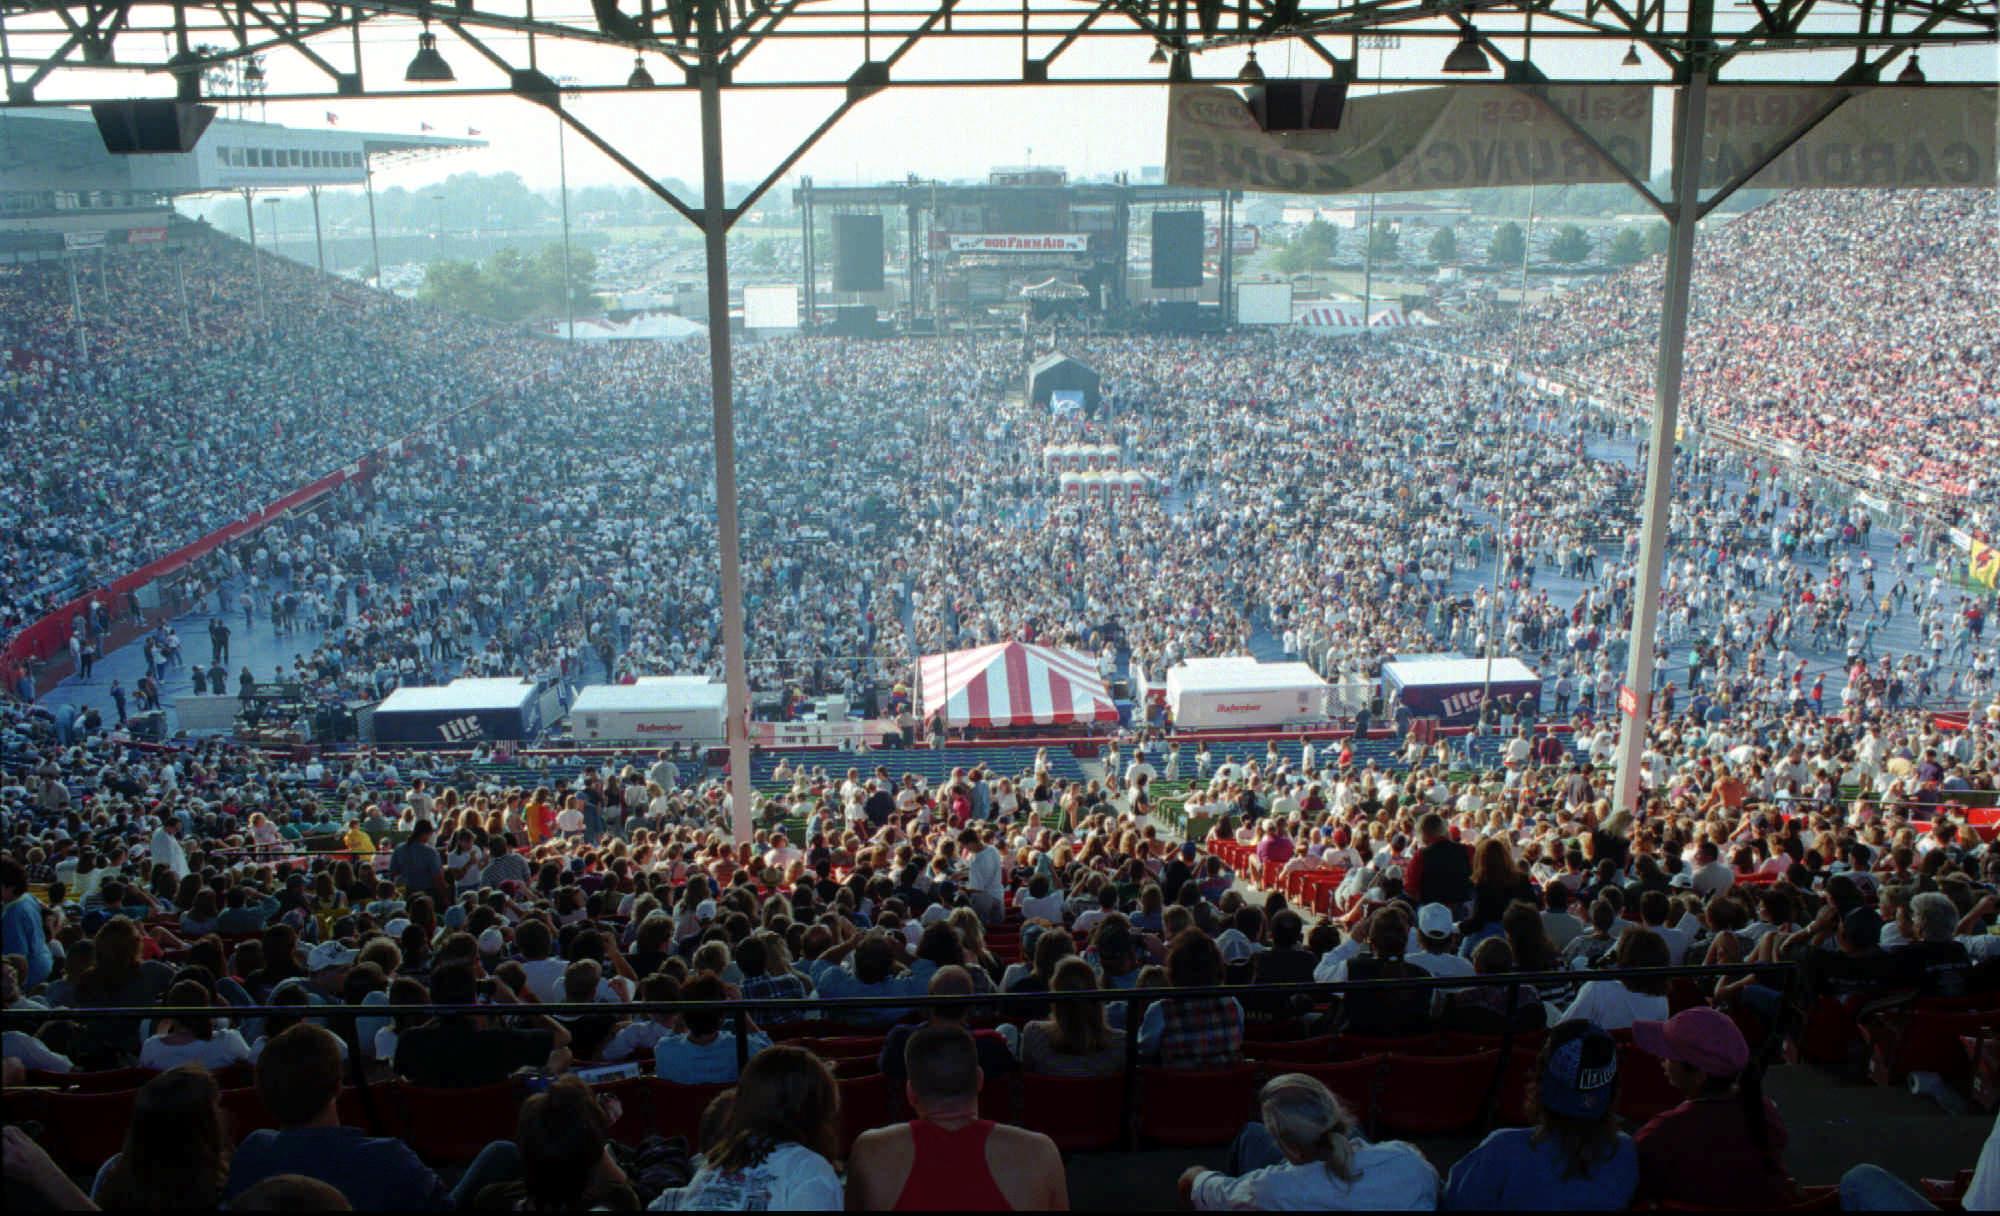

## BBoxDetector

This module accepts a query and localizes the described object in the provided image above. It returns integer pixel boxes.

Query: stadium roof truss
[3,0,1996,841]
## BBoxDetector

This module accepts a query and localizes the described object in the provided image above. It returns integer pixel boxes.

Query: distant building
[1287,201,1472,229]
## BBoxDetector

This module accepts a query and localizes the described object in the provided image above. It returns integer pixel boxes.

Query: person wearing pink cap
[1629,1007,1796,1208]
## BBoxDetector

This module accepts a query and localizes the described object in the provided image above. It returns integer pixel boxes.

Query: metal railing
[4,961,1797,1150]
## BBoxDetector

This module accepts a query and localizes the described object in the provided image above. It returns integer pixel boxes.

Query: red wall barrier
[2,372,539,701]
[1,464,361,697]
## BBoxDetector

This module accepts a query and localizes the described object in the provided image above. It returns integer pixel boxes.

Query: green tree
[1297,218,1340,261]
[1366,220,1400,262]
[1549,224,1592,264]
[419,243,596,322]
[1607,227,1647,267]
[1273,218,1338,274]
[1273,241,1315,275]
[1488,222,1526,266]
[1646,222,1671,256]
[1427,226,1458,264]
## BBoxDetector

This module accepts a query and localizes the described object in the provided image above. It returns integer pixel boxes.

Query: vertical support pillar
[1612,68,1709,817]
[310,184,328,287]
[906,203,920,329]
[1112,184,1130,314]
[698,16,755,847]
[66,256,86,360]
[800,177,815,331]
[1360,188,1379,340]
[175,248,191,341]
[364,156,384,289]
[1219,190,1233,326]
[243,188,266,325]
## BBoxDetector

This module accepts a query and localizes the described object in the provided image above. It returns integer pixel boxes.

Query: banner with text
[1704,85,1998,191]
[1972,540,2000,592]
[946,233,1090,253]
[1166,84,1653,195]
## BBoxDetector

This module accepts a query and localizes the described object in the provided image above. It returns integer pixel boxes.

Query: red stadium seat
[218,1087,279,1143]
[596,1077,654,1146]
[1376,1052,1499,1136]
[38,1088,139,1173]
[1283,1056,1383,1133]
[397,1082,522,1165]
[27,1067,154,1092]
[1243,1034,1339,1064]
[1864,1006,2000,1085]
[1332,1032,1447,1059]
[1616,1041,1688,1122]
[1137,1065,1260,1146]
[642,1079,734,1146]
[836,1073,893,1157]
[1019,1072,1127,1152]
[809,1035,888,1059]
[1493,1047,1539,1127]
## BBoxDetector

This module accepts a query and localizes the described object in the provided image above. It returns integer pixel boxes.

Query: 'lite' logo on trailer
[438,716,484,743]
[1441,691,1483,719]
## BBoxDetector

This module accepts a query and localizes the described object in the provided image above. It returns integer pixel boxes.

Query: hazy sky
[17,3,1997,197]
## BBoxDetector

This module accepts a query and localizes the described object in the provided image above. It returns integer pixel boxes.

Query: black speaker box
[1244,80,1349,132]
[91,101,217,154]
[831,213,885,293]
[1151,210,1205,289]
[831,304,879,337]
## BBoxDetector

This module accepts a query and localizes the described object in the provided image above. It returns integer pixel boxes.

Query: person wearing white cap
[1407,904,1476,981]
[268,941,358,1013]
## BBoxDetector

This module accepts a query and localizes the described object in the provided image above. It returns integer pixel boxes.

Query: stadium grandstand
[2,0,1999,1211]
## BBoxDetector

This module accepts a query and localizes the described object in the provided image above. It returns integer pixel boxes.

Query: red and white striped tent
[1294,304,1437,332]
[917,641,1119,729]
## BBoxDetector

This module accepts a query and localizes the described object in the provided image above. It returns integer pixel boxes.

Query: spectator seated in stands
[846,1025,1068,1210]
[1180,1072,1439,1210]
[472,1075,632,1210]
[1439,938,1547,1035]
[1139,929,1243,1069]
[229,1023,519,1209]
[649,1045,843,1210]
[1556,927,1673,1030]
[653,973,770,1084]
[1443,1020,1638,1210]
[1018,956,1124,1077]
[802,924,939,1025]
[392,959,572,1088]
[91,1064,232,1210]
[1630,1008,1796,1208]
[879,965,1018,1083]
[137,978,253,1072]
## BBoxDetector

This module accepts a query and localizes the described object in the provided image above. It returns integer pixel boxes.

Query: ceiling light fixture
[1441,25,1491,74]
[405,21,456,83]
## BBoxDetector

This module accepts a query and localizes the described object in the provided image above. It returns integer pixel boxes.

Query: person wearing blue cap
[1442,1020,1637,1210]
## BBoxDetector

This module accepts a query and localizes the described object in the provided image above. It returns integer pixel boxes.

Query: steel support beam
[696,9,756,847]
[1610,64,1707,819]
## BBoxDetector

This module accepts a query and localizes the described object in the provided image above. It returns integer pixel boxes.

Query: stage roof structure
[5,0,1992,843]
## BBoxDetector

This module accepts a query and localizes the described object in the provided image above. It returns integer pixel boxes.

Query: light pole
[1357,35,1393,337]
[553,76,579,341]
[264,196,282,262]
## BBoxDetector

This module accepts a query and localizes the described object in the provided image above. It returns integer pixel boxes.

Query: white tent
[569,676,728,744]
[564,313,703,342]
[1163,657,1331,729]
